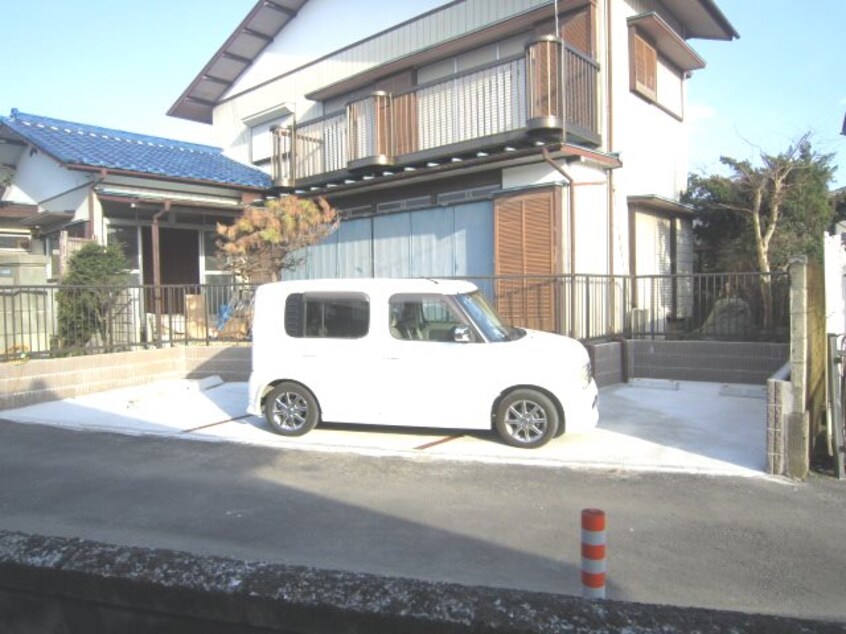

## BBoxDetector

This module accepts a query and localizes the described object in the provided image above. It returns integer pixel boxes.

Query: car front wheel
[495,389,559,448]
[265,382,320,436]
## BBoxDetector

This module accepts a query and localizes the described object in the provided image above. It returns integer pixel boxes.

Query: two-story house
[169,0,737,333]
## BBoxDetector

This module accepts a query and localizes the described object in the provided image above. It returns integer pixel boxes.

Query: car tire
[265,382,320,437]
[494,389,559,448]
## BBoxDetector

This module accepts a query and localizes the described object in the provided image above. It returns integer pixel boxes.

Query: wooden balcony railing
[272,38,599,187]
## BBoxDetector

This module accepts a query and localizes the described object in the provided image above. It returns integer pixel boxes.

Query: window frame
[0,231,31,251]
[284,291,370,339]
[388,293,479,343]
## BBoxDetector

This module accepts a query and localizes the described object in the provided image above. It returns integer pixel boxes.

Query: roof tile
[0,109,271,190]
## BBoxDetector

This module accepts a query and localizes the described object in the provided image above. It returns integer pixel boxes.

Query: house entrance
[141,227,199,314]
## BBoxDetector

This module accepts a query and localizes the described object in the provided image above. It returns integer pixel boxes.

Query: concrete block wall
[628,340,789,385]
[766,365,791,476]
[0,348,185,410]
[586,341,624,387]
[3,339,792,412]
[0,346,250,411]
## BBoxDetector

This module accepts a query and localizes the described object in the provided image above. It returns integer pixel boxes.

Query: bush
[56,243,129,353]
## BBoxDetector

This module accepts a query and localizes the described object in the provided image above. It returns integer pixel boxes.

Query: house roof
[0,202,39,222]
[664,0,739,40]
[168,0,309,124]
[0,109,271,190]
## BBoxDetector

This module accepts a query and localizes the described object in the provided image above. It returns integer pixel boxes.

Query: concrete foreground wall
[1,531,840,634]
[0,346,251,410]
[2,340,790,411]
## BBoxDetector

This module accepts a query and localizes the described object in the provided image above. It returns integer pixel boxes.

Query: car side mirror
[452,325,472,343]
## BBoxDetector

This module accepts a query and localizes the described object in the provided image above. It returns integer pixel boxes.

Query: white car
[247,278,598,448]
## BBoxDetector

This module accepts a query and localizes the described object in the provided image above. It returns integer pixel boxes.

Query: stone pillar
[787,411,810,480]
[787,256,809,479]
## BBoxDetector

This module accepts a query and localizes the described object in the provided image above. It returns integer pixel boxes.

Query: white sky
[2,0,844,187]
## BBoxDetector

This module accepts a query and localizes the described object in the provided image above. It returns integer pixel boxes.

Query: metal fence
[0,283,256,361]
[0,272,790,362]
[451,272,789,342]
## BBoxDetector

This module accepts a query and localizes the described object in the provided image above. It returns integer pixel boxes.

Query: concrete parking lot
[1,377,767,477]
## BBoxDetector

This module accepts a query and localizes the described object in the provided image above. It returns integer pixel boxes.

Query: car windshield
[456,291,522,342]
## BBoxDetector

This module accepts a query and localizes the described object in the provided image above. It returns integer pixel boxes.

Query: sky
[686,0,846,188]
[2,0,845,188]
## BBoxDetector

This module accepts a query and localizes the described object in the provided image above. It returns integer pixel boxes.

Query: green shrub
[56,243,129,353]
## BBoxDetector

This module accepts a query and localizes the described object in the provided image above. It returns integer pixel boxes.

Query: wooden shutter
[526,38,563,121]
[392,92,418,156]
[494,189,560,332]
[630,31,657,101]
[562,5,594,56]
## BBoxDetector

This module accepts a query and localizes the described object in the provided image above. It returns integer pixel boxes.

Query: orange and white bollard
[581,508,606,599]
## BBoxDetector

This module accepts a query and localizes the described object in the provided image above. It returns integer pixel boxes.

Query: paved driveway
[0,377,767,477]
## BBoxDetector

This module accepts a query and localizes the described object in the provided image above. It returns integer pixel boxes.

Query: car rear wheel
[265,382,319,436]
[495,389,559,448]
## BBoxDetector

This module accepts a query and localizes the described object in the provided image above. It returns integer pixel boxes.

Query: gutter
[95,185,244,209]
[65,163,268,193]
[606,0,618,326]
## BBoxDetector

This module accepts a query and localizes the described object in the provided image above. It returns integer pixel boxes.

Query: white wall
[232,0,453,98]
[609,0,691,200]
[572,180,610,274]
[3,149,91,221]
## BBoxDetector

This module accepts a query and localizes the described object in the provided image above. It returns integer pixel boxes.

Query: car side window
[285,293,369,338]
[389,294,474,342]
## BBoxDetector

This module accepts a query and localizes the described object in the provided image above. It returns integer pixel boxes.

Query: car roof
[258,277,478,298]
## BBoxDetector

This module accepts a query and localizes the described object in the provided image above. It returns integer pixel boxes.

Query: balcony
[272,37,600,190]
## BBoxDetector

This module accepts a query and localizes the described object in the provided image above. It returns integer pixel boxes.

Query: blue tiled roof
[0,109,271,189]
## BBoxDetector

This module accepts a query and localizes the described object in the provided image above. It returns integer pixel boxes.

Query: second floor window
[630,31,657,102]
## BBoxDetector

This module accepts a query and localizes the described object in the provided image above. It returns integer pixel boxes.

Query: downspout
[541,148,576,275]
[152,201,171,348]
[605,0,619,332]
[605,0,615,275]
[541,147,576,337]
